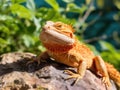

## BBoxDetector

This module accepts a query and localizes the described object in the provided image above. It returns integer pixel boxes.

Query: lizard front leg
[27,51,49,65]
[93,56,111,87]
[65,60,87,85]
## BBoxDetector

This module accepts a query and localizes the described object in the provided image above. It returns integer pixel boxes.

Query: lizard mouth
[43,29,75,45]
[40,29,75,52]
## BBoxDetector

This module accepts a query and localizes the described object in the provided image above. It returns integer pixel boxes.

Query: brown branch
[77,0,94,29]
[84,35,107,43]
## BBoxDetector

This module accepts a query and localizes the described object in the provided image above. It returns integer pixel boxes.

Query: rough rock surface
[0,52,118,90]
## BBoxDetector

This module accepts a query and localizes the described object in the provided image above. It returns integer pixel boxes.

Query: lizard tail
[105,62,120,87]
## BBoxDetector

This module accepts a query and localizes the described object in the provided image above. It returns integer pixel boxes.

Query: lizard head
[48,21,74,38]
[40,21,75,45]
[40,21,75,52]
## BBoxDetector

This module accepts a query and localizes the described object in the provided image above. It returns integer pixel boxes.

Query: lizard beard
[43,42,75,53]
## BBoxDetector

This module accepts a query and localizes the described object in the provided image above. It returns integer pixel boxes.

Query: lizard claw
[64,70,75,75]
[102,77,111,87]
[26,52,49,66]
[64,70,82,85]
[26,56,41,66]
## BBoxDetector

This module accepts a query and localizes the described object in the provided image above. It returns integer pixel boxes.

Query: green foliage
[0,0,77,54]
[45,0,59,11]
[0,0,38,54]
[99,41,120,70]
[11,0,26,4]
[0,0,120,70]
[11,4,32,19]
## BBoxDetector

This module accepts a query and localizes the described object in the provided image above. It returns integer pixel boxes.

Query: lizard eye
[54,22,63,28]
[55,24,62,27]
[57,24,62,28]
[70,33,73,38]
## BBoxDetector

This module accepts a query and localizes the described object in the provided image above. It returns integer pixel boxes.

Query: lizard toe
[26,56,41,66]
[64,70,82,85]
[102,77,111,87]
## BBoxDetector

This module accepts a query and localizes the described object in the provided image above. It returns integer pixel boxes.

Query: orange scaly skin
[38,21,120,88]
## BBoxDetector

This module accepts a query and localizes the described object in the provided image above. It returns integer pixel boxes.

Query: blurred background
[0,0,120,70]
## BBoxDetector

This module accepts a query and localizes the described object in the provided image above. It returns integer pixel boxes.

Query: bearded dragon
[31,21,120,88]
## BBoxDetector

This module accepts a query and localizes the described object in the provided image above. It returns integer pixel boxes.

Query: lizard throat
[43,43,75,53]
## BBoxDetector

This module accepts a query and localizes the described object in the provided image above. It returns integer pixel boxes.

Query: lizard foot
[102,76,111,87]
[26,52,48,66]
[26,56,41,66]
[64,70,82,85]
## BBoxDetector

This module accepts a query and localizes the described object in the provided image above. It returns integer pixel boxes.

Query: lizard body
[36,21,120,88]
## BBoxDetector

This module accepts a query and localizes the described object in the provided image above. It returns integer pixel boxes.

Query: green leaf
[99,40,116,52]
[0,38,7,44]
[38,45,46,52]
[0,15,13,21]
[62,0,74,3]
[85,0,91,5]
[26,0,36,12]
[10,4,32,19]
[22,34,35,47]
[33,17,41,31]
[12,0,26,4]
[66,3,87,14]
[45,0,59,11]
[0,25,10,34]
[114,0,120,9]
[96,0,104,8]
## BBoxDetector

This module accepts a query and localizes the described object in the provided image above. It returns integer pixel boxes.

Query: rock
[0,52,118,90]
